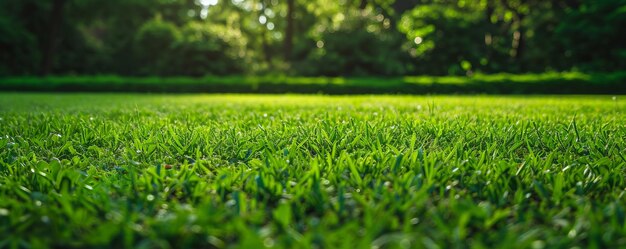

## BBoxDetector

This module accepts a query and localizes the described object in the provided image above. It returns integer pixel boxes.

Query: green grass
[1,94,626,248]
[1,72,625,94]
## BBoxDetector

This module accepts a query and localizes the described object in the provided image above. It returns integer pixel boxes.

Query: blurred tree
[0,0,624,76]
[399,1,492,75]
[0,0,43,75]
[284,0,295,61]
[40,0,67,75]
[296,7,410,76]
[172,21,247,75]
[556,0,626,71]
[134,15,182,75]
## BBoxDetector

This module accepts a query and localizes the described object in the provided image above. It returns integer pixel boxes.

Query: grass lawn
[1,94,625,248]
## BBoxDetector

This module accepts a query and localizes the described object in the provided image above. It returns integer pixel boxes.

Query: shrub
[170,22,247,76]
[295,10,410,76]
[134,16,181,76]
[0,16,40,75]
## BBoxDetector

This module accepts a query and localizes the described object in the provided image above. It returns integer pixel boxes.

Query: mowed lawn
[1,94,625,248]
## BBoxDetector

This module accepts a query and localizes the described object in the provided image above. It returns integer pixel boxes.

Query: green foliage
[0,0,49,75]
[399,2,489,75]
[134,16,182,76]
[296,10,410,76]
[556,0,626,71]
[172,22,247,76]
[0,16,39,75]
[0,0,624,76]
[1,94,626,248]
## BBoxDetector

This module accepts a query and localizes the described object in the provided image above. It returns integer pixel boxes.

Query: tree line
[1,0,624,76]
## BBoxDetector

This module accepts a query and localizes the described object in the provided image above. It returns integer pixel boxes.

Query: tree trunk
[562,0,580,8]
[514,15,526,70]
[359,0,367,10]
[498,0,527,70]
[391,0,419,15]
[260,2,271,64]
[262,31,271,63]
[483,0,495,71]
[40,0,66,76]
[512,14,526,61]
[284,0,294,61]
[516,29,525,61]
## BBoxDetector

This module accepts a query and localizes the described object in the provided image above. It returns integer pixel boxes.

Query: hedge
[1,72,625,94]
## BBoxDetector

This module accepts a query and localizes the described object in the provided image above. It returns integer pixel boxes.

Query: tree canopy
[1,0,624,76]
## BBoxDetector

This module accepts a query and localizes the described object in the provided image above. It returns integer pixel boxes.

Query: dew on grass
[146,194,155,201]
[105,211,122,221]
[3,95,626,247]
[156,209,168,219]
[225,199,236,207]
[399,238,411,248]
[207,236,225,248]
[532,240,545,249]
[263,238,275,247]
[568,229,577,238]
[190,225,202,233]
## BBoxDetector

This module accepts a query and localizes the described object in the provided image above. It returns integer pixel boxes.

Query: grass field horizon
[2,72,626,94]
[1,93,625,248]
